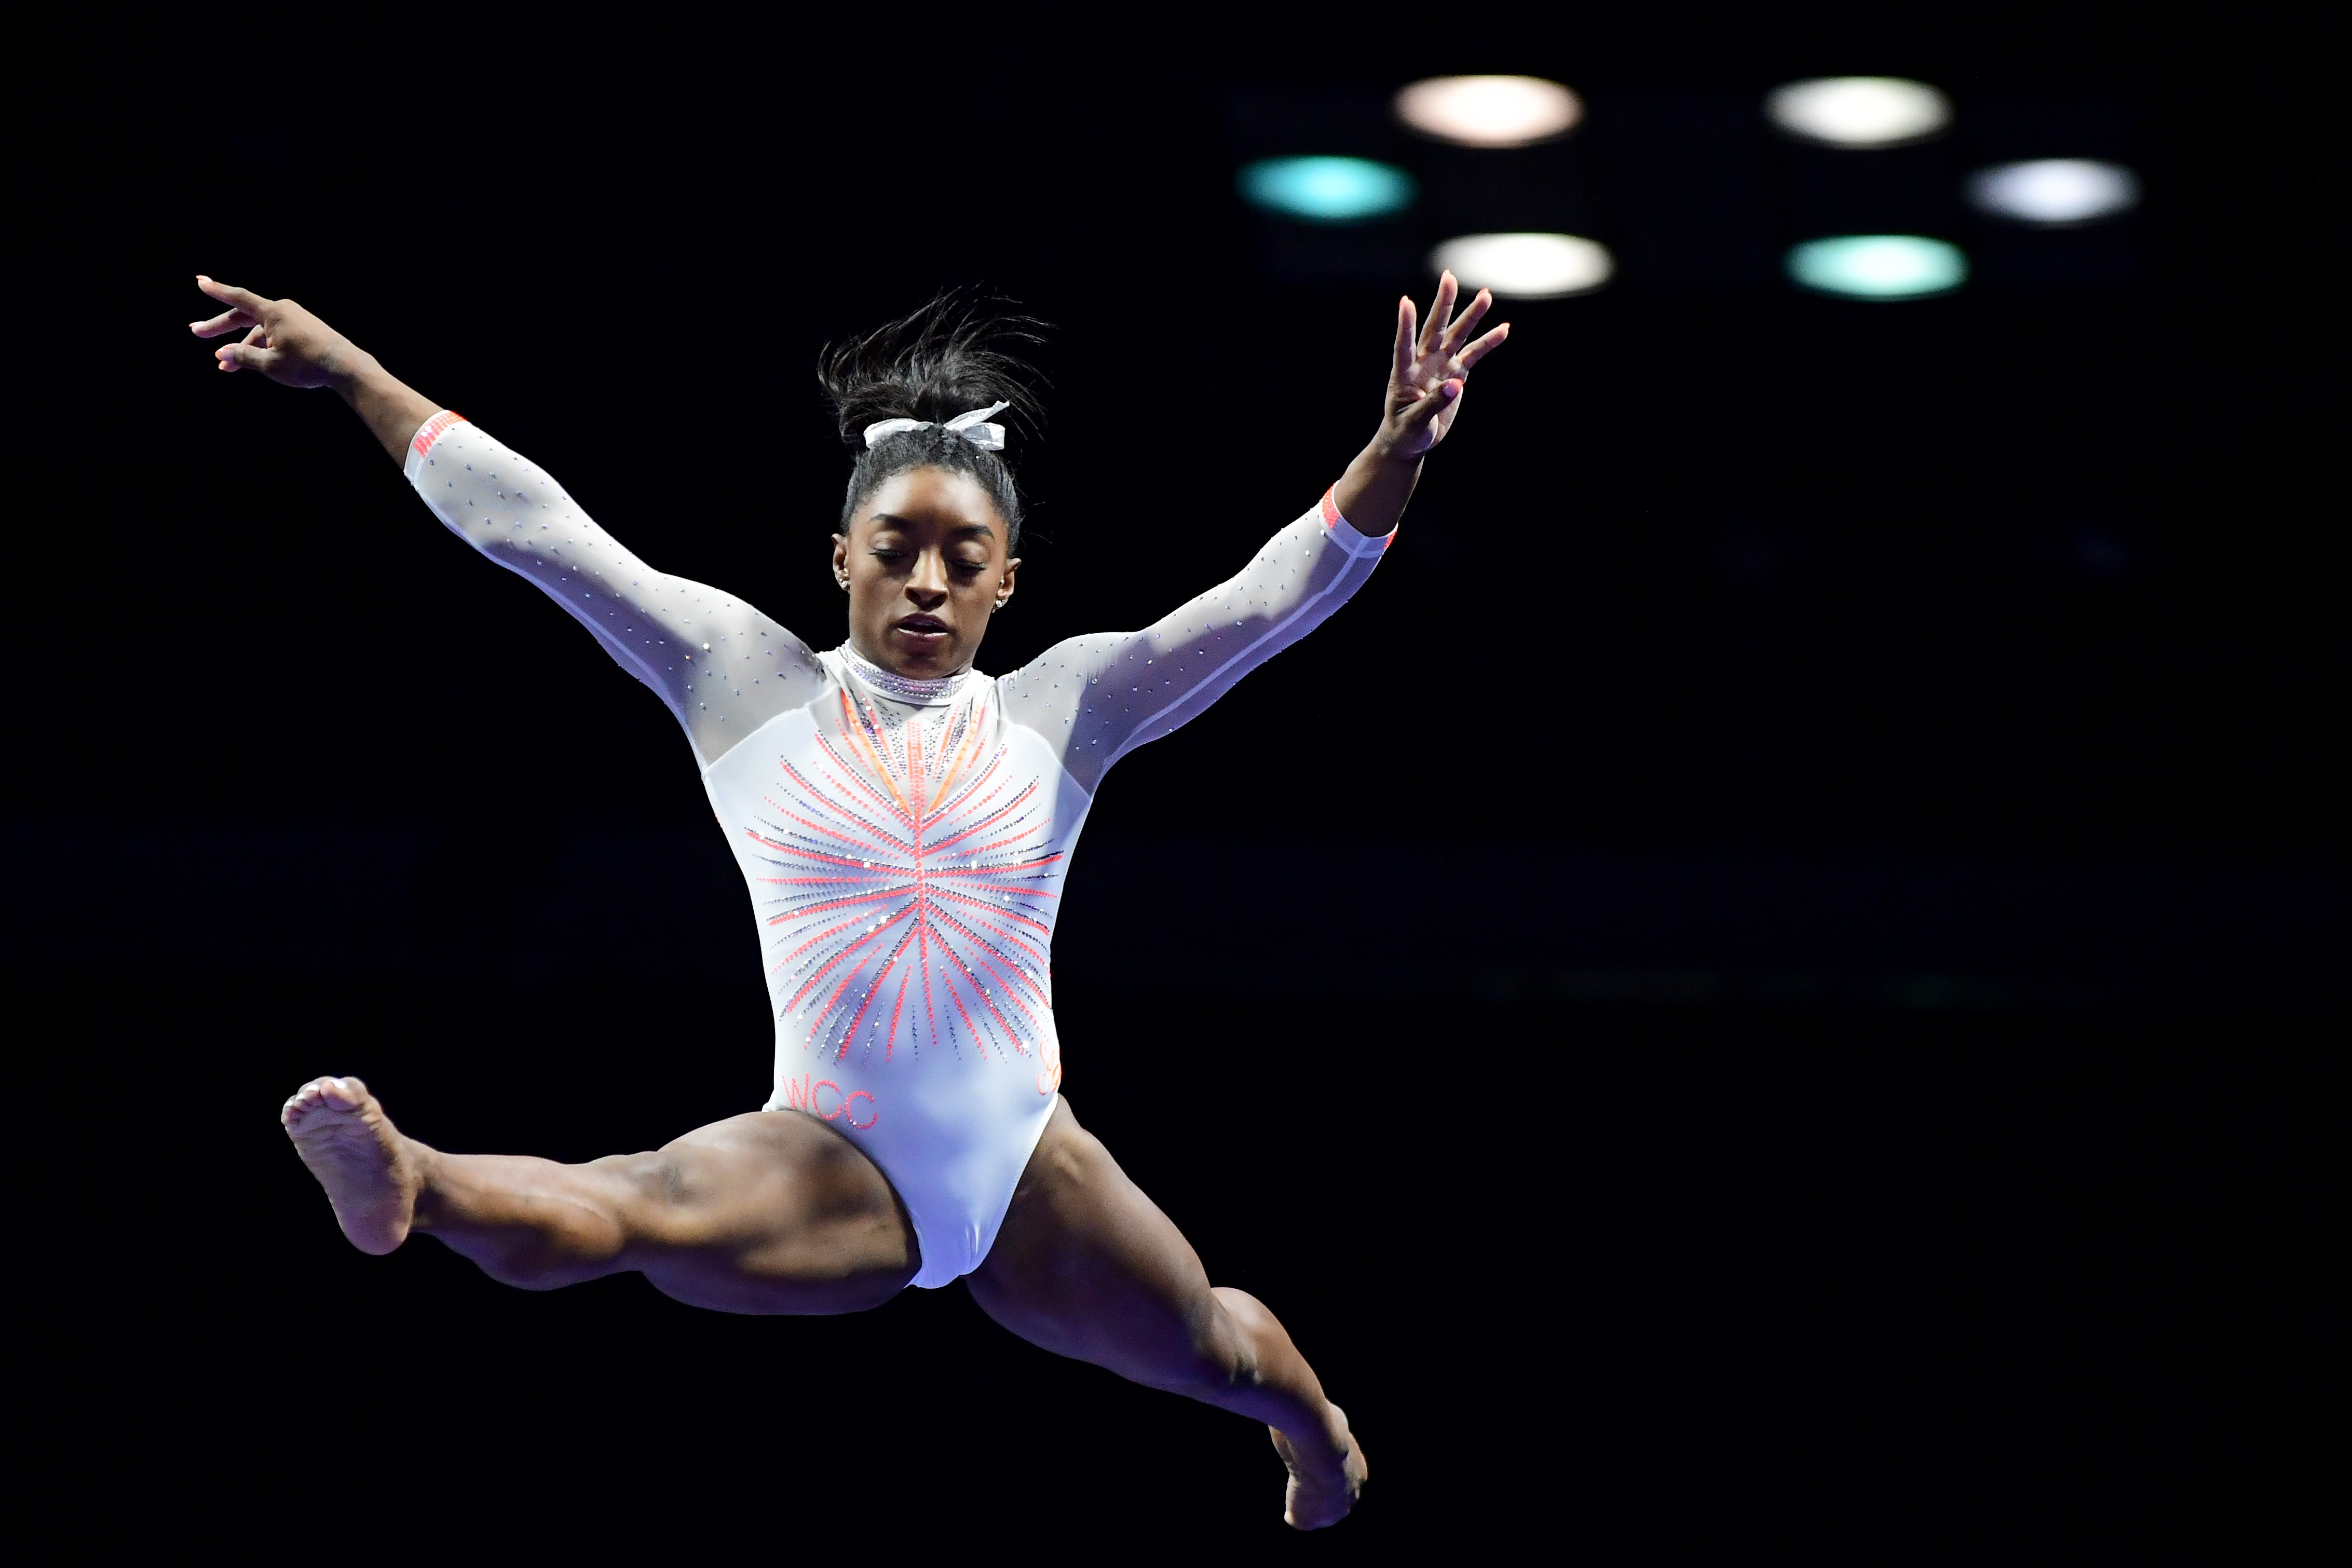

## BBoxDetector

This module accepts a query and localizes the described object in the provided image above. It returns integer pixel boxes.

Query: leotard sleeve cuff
[401,410,470,483]
[1319,487,1396,558]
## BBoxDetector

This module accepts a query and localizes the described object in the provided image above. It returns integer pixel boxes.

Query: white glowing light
[1394,75,1583,148]
[1966,159,2140,225]
[1766,77,1951,148]
[1430,233,1613,299]
[1787,235,1967,299]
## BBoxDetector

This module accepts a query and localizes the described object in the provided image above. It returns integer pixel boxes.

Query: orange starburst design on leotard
[739,689,1059,1063]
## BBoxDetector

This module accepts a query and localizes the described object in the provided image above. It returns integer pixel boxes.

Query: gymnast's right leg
[280,1076,918,1315]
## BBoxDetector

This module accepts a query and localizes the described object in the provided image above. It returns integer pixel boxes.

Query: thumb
[1395,374,1463,434]
[215,341,282,375]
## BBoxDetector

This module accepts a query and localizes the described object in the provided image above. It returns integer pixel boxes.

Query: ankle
[404,1142,450,1229]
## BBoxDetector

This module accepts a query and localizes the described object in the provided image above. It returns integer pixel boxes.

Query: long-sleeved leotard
[403,411,1392,1287]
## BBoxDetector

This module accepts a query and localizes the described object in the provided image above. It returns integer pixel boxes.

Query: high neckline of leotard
[834,644,976,706]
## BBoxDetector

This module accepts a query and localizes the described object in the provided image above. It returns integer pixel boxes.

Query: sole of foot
[1272,1403,1367,1530]
[281,1075,421,1256]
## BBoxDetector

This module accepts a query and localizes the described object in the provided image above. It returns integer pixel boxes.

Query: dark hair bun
[817,291,1048,447]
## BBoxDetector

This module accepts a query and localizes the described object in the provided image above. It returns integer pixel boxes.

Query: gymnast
[191,271,1507,1528]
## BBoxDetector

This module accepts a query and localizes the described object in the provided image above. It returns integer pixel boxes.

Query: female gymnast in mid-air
[193,269,1507,1529]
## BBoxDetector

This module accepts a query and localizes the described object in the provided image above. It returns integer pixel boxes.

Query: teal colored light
[1787,235,1968,299]
[1237,157,1416,223]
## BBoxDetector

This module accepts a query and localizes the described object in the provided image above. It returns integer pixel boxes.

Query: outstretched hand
[1330,272,1511,535]
[1379,271,1510,460]
[189,276,439,462]
[188,276,364,389]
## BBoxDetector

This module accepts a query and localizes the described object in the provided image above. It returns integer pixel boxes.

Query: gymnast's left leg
[967,1097,1367,1530]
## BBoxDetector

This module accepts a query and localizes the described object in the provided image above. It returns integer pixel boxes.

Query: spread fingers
[1454,322,1511,373]
[1419,271,1458,354]
[196,275,274,317]
[189,307,259,338]
[1438,288,1493,354]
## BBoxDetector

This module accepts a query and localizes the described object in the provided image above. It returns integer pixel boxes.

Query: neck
[838,642,970,704]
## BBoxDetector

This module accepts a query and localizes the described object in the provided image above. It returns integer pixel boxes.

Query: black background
[12,4,2340,1559]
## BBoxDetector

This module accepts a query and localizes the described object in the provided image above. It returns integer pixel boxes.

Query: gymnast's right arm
[190,277,825,764]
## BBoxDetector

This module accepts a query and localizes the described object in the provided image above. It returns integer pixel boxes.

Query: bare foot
[1271,1402,1367,1530]
[281,1076,423,1256]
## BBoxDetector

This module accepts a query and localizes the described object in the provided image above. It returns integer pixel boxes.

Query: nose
[906,549,949,607]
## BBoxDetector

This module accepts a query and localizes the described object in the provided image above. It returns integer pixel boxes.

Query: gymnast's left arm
[998,274,1508,791]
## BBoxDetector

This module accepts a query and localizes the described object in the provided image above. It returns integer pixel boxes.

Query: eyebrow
[868,512,998,540]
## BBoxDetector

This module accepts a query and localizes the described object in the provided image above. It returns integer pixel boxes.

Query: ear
[994,556,1021,611]
[831,533,851,590]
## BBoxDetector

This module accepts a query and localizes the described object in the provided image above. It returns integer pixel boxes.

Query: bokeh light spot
[1394,76,1583,147]
[1237,157,1417,223]
[1766,77,1951,148]
[1966,159,2141,225]
[1787,236,1967,298]
[1430,233,1614,298]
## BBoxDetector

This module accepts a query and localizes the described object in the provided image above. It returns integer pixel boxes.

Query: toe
[284,1080,341,1126]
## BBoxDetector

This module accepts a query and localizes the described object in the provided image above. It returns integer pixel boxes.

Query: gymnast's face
[833,466,1019,679]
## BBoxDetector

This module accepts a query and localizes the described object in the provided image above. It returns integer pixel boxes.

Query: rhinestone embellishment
[836,643,969,705]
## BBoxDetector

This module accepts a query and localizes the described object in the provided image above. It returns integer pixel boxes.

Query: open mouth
[892,615,949,642]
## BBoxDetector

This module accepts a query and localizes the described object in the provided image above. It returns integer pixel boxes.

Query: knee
[611,1149,688,1204]
[602,1150,701,1240]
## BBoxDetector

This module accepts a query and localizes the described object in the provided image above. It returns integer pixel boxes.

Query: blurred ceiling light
[1238,156,1417,223]
[1787,236,1967,298]
[1394,75,1583,147]
[1766,77,1951,147]
[1430,233,1614,298]
[1966,159,2141,225]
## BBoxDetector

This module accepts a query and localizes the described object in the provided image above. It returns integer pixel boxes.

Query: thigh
[966,1097,1232,1389]
[627,1110,919,1315]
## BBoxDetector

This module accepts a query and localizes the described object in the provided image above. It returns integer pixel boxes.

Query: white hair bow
[862,401,1011,452]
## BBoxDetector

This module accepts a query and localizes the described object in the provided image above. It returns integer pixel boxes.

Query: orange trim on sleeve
[411,410,468,458]
[1320,486,1398,550]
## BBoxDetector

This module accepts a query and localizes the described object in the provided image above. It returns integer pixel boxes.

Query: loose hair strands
[817,292,1049,551]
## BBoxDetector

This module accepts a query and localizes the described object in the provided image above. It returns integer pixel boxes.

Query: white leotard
[403,411,1391,1287]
